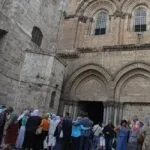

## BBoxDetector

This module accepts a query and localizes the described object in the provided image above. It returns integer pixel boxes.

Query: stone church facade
[1,0,150,125]
[58,0,150,124]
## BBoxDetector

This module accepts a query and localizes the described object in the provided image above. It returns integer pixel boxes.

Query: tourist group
[0,105,150,150]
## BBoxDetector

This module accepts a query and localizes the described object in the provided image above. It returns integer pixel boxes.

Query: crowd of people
[0,105,150,150]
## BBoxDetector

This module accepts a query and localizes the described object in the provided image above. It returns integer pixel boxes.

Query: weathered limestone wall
[0,0,65,112]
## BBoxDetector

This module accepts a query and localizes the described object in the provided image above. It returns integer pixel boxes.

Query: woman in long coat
[4,107,19,149]
[23,109,42,150]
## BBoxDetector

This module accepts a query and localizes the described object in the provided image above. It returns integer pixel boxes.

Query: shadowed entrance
[78,101,104,124]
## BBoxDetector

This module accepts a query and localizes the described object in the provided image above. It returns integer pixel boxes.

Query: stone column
[69,105,72,114]
[114,102,119,125]
[106,106,109,124]
[63,104,67,117]
[73,105,77,120]
[103,105,107,124]
[119,102,124,122]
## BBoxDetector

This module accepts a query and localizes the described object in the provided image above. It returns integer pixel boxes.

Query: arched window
[49,91,56,108]
[95,11,108,35]
[32,26,43,46]
[134,7,146,32]
[0,29,7,38]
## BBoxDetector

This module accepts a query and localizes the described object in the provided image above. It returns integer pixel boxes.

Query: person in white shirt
[92,122,103,149]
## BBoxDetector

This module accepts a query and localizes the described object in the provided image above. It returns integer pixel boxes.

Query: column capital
[104,100,115,106]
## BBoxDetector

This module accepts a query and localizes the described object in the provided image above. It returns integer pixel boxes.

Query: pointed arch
[63,64,112,100]
[114,62,150,101]
[75,0,117,17]
[121,0,150,14]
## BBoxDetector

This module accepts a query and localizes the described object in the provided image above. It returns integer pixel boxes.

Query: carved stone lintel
[113,10,126,19]
[78,16,88,23]
[57,50,79,58]
[77,47,100,53]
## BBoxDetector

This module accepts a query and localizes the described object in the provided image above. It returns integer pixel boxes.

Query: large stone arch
[63,64,112,101]
[121,0,150,14]
[114,62,150,102]
[75,0,117,17]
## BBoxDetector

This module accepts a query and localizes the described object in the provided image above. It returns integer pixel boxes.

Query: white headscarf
[31,109,41,117]
[17,110,29,121]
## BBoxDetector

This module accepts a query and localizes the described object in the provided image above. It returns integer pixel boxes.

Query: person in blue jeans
[103,120,115,150]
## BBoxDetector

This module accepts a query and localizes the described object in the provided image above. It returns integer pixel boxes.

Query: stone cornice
[123,102,150,105]
[77,47,100,53]
[103,43,150,52]
[64,14,93,23]
[56,50,79,58]
[25,48,55,56]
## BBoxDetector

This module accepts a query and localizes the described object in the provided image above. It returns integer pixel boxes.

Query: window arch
[134,7,147,32]
[49,91,56,108]
[32,26,43,46]
[95,11,108,35]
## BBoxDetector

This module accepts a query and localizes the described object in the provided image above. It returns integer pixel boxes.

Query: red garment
[5,123,19,144]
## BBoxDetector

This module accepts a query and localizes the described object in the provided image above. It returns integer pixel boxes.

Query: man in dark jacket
[103,120,115,150]
[62,112,72,150]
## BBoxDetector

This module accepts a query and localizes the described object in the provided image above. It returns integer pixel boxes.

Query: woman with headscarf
[16,110,30,149]
[4,107,19,149]
[142,115,150,150]
[48,114,60,150]
[23,109,42,150]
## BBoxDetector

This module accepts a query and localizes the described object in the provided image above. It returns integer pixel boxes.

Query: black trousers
[62,138,71,150]
[71,137,80,150]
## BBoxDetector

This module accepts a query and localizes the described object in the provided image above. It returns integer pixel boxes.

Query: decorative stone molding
[78,16,88,23]
[113,10,126,19]
[121,0,150,14]
[103,43,150,52]
[77,47,100,53]
[76,0,117,17]
[57,50,79,58]
[114,62,150,84]
[25,48,54,56]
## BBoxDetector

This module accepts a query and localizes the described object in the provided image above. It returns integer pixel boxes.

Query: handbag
[35,127,42,135]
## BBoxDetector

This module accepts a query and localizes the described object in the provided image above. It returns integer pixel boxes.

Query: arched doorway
[62,64,111,123]
[78,101,104,124]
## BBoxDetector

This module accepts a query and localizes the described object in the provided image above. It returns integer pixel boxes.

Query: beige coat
[142,125,150,150]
